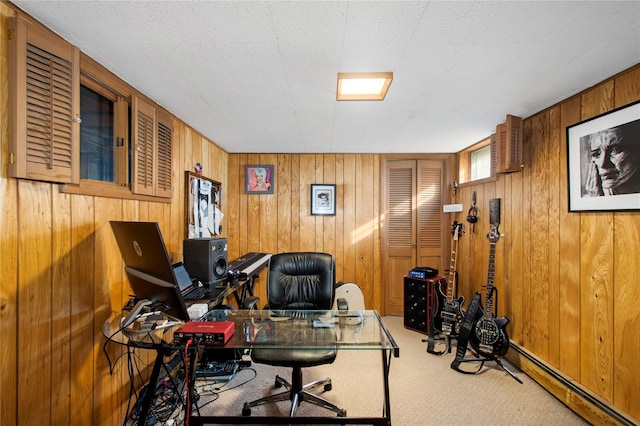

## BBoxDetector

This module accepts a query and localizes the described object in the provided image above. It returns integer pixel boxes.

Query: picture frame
[567,100,640,211]
[185,171,222,238]
[310,184,336,216]
[245,165,274,194]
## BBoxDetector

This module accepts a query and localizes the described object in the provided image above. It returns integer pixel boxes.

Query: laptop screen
[173,262,195,294]
[110,221,189,321]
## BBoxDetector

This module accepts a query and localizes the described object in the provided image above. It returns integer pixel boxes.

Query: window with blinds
[10,14,173,200]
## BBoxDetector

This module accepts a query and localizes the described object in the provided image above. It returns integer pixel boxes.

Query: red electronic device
[173,321,235,346]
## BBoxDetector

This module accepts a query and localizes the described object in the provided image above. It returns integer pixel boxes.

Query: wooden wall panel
[580,81,615,402]
[1,3,639,422]
[276,154,292,253]
[612,66,640,415]
[342,155,357,284]
[521,118,533,348]
[529,111,550,359]
[0,9,19,420]
[558,96,582,380]
[17,181,53,426]
[51,190,73,424]
[93,198,122,426]
[226,153,381,309]
[456,66,640,421]
[508,169,524,344]
[69,195,95,425]
[334,154,345,281]
[547,105,561,368]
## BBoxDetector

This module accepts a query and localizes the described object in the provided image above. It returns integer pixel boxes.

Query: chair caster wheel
[324,383,332,392]
[275,376,284,388]
[338,409,347,417]
[242,403,251,416]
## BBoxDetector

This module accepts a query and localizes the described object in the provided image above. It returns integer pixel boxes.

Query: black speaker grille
[183,238,228,287]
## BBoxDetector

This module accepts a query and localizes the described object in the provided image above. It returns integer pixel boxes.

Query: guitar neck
[446,238,459,301]
[484,241,496,319]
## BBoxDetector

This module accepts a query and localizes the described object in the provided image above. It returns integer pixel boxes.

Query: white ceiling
[12,1,640,154]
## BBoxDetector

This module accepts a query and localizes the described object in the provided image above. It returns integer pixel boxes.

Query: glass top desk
[103,309,400,425]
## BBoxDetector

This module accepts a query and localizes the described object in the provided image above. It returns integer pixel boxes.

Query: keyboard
[195,361,239,381]
[228,253,272,277]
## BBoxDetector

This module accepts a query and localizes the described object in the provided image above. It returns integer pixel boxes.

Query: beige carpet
[190,316,587,425]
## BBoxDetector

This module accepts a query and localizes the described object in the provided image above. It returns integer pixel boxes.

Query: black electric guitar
[469,223,510,359]
[434,221,465,336]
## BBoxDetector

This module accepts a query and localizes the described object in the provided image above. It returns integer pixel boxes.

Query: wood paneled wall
[225,154,382,310]
[1,5,228,423]
[454,64,640,422]
[2,2,639,424]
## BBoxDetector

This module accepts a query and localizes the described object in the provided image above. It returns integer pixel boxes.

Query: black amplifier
[408,266,438,279]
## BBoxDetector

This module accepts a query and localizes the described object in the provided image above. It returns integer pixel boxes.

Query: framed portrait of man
[310,184,336,216]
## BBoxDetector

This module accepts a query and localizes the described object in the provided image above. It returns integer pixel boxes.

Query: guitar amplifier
[404,275,446,335]
[408,266,438,280]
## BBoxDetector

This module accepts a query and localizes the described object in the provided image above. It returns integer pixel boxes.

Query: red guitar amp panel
[403,275,447,335]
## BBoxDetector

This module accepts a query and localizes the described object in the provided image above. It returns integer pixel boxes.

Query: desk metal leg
[136,347,170,426]
[381,349,392,425]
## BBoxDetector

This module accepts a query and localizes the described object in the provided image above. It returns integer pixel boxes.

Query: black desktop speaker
[183,238,228,288]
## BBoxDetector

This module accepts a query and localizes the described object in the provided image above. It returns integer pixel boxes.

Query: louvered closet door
[383,159,444,316]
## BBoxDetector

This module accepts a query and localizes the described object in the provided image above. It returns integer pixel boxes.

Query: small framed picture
[245,165,274,194]
[310,184,336,216]
[567,100,640,211]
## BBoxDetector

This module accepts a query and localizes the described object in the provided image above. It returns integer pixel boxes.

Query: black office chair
[242,252,347,418]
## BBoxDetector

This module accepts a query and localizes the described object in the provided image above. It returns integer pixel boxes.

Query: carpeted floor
[191,316,587,425]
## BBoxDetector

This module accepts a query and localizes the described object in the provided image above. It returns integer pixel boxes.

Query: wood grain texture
[69,195,95,425]
[1,5,640,422]
[529,111,550,359]
[0,9,19,422]
[558,96,582,379]
[17,181,53,426]
[579,81,615,402]
[51,190,72,425]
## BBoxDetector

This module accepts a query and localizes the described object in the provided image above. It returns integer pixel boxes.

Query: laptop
[110,221,190,321]
[172,261,209,301]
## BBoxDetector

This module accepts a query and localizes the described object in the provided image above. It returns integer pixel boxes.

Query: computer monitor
[110,221,189,321]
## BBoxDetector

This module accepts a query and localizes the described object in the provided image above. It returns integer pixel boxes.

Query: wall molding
[505,344,637,426]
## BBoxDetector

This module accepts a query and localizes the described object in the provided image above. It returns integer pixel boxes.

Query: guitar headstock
[487,224,501,243]
[451,221,464,241]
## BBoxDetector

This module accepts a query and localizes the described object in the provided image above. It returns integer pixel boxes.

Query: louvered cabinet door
[384,160,417,315]
[9,16,80,184]
[416,160,444,270]
[382,159,445,316]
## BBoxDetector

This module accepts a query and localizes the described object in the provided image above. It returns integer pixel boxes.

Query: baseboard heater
[506,343,637,426]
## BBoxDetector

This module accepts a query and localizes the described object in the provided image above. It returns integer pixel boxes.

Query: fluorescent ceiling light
[337,72,393,101]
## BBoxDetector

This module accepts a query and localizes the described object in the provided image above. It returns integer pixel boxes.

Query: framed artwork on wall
[567,100,640,211]
[245,165,274,194]
[185,171,222,238]
[310,184,336,216]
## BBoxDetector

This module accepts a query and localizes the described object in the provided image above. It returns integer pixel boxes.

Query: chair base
[242,373,347,417]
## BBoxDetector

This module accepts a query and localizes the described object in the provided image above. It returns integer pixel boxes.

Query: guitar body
[430,280,447,334]
[433,222,465,336]
[440,295,465,336]
[469,316,510,359]
[470,216,511,360]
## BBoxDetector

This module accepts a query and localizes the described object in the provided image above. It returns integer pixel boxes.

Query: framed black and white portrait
[310,184,336,216]
[567,100,640,211]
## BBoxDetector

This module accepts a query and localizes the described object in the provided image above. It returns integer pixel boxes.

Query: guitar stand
[422,334,455,355]
[455,352,523,384]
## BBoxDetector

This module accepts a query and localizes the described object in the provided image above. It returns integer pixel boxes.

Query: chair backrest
[266,252,336,310]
